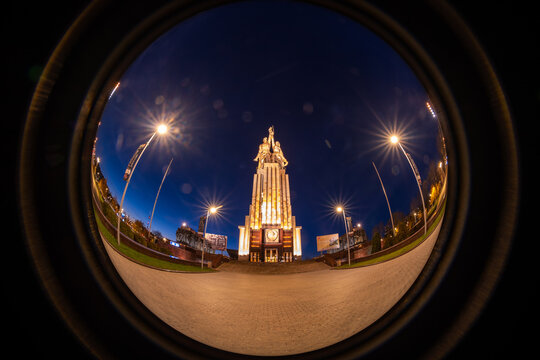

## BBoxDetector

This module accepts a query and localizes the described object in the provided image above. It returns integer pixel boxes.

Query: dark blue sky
[95,1,442,259]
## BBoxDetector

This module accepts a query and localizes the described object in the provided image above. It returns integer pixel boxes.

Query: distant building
[352,227,368,244]
[328,224,368,254]
[176,225,208,251]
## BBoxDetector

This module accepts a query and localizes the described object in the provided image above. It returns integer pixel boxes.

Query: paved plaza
[103,220,441,356]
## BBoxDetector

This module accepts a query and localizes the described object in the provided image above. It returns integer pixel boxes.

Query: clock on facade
[266,229,279,243]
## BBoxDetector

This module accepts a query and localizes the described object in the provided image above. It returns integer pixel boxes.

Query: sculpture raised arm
[268,126,275,149]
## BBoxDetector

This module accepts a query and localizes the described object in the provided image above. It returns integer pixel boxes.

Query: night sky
[94,1,442,259]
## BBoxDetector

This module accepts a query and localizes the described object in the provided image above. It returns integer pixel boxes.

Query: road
[102,218,441,356]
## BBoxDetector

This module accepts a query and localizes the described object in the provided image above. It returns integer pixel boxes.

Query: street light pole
[117,124,168,246]
[148,157,173,234]
[394,139,427,235]
[117,132,156,245]
[337,207,351,266]
[201,209,210,270]
[372,161,395,237]
[201,205,221,269]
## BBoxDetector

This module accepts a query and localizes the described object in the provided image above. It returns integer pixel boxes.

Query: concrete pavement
[102,219,441,356]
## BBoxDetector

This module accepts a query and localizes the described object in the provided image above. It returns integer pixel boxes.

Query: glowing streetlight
[390,135,427,235]
[336,206,351,266]
[117,124,168,245]
[201,205,222,269]
[157,124,168,134]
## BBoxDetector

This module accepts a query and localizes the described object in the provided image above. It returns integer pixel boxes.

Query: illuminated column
[268,166,272,225]
[292,216,296,251]
[266,166,271,225]
[281,171,288,228]
[286,174,292,228]
[294,226,302,256]
[238,226,246,255]
[239,214,251,257]
[262,167,268,224]
[262,166,266,224]
[279,172,284,227]
[255,173,261,228]
[276,167,282,225]
[250,175,257,228]
[261,167,266,224]
[272,165,277,224]
[244,215,250,252]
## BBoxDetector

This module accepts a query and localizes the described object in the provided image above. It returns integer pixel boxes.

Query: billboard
[316,233,340,252]
[205,233,227,251]
[198,215,207,234]
[123,144,146,180]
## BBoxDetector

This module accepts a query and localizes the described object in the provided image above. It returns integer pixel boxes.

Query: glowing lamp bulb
[390,135,399,144]
[336,206,343,213]
[157,124,168,134]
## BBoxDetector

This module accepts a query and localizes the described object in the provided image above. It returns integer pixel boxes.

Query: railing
[91,187,216,268]
[323,194,446,266]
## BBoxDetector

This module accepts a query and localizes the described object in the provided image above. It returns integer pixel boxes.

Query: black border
[8,0,530,359]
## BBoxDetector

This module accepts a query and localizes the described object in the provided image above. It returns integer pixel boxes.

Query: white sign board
[316,233,340,252]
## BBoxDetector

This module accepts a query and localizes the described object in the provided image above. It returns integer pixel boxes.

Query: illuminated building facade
[238,127,302,262]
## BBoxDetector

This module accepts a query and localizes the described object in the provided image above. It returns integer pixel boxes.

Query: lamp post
[201,205,222,269]
[336,206,351,266]
[390,135,427,235]
[372,161,396,237]
[117,124,168,245]
[148,157,173,234]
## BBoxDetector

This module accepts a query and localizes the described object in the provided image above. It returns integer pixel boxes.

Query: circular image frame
[17,1,519,359]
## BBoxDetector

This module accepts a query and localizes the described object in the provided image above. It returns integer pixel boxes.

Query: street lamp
[148,157,173,234]
[372,161,396,237]
[390,135,427,235]
[336,206,351,266]
[201,205,222,269]
[157,124,168,134]
[117,124,168,245]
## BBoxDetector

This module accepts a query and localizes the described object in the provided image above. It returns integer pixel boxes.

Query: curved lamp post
[336,206,351,266]
[148,157,173,234]
[201,205,222,269]
[390,135,427,235]
[372,161,396,238]
[117,124,168,245]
